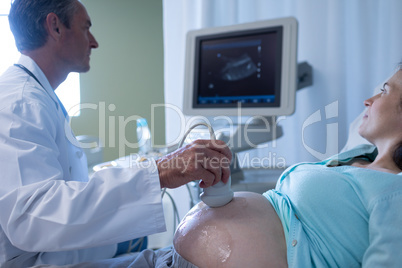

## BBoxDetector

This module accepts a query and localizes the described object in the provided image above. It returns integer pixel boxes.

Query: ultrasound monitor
[183,17,298,117]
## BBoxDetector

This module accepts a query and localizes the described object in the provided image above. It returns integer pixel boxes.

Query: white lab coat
[0,55,166,267]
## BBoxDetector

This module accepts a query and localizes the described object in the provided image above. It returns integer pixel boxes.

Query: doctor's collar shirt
[0,55,166,267]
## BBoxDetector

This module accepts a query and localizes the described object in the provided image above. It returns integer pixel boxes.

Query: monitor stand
[157,116,283,185]
[214,116,283,184]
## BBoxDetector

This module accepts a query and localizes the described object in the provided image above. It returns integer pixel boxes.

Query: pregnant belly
[173,191,287,268]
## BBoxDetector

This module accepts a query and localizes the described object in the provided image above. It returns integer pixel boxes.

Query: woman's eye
[380,88,386,94]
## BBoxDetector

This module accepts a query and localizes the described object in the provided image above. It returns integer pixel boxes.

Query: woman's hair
[393,61,402,170]
[8,0,78,52]
[393,142,402,171]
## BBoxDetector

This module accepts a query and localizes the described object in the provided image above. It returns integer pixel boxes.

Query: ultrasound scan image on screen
[194,27,283,109]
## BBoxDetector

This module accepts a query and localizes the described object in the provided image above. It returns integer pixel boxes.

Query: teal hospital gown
[264,144,402,267]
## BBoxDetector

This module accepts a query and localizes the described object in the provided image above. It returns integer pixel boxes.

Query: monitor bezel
[183,17,298,117]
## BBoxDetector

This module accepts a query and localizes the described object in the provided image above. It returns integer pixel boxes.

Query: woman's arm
[362,191,402,267]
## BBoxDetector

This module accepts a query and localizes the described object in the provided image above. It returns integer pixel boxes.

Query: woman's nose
[364,93,379,107]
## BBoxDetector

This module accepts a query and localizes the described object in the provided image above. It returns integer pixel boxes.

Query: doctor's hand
[156,139,232,189]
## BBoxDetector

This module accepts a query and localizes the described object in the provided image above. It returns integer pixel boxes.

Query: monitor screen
[195,27,282,109]
[183,17,298,117]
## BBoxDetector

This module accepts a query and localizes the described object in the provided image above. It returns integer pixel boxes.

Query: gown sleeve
[362,191,402,267]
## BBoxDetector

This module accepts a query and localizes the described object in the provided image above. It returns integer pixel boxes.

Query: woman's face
[359,70,402,146]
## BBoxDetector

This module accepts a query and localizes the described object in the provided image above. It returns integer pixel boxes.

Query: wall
[72,0,165,161]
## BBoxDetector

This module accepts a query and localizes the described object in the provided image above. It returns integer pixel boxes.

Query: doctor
[0,0,231,267]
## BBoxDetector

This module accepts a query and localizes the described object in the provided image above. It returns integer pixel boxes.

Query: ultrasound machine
[180,17,311,204]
